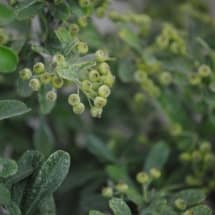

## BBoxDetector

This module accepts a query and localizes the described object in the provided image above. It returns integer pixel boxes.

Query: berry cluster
[19,49,114,118]
[180,141,215,188]
[156,24,187,55]
[101,168,161,199]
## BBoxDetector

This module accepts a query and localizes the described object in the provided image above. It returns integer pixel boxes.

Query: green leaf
[0,157,18,178]
[0,3,15,25]
[109,198,131,215]
[16,78,33,98]
[89,210,105,215]
[15,0,44,20]
[189,205,212,215]
[144,142,170,171]
[119,28,141,52]
[118,59,134,83]
[11,151,44,205]
[86,135,116,163]
[33,119,54,156]
[0,183,11,205]
[23,150,71,215]
[0,46,18,73]
[38,195,56,215]
[38,87,56,114]
[173,189,206,207]
[0,100,31,120]
[5,201,21,215]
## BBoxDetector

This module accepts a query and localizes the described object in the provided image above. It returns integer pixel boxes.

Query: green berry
[29,78,41,91]
[73,102,85,114]
[0,29,8,45]
[46,91,57,102]
[169,123,182,136]
[68,94,80,106]
[136,171,149,184]
[78,16,88,27]
[198,64,211,78]
[81,80,92,92]
[159,72,172,85]
[40,73,51,84]
[174,198,187,211]
[19,68,32,80]
[33,62,45,74]
[200,141,211,153]
[101,187,113,198]
[191,150,201,161]
[90,107,103,118]
[79,0,92,8]
[51,75,64,88]
[70,24,80,35]
[115,182,128,193]
[98,85,111,98]
[76,42,88,54]
[189,74,201,86]
[98,62,110,75]
[53,54,65,65]
[180,152,191,162]
[149,168,161,179]
[94,96,107,108]
[95,50,107,62]
[103,74,115,87]
[88,70,100,82]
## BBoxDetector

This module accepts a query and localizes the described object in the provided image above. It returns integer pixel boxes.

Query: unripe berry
[46,91,57,102]
[51,75,64,88]
[76,42,88,54]
[204,153,215,164]
[136,171,149,184]
[198,64,211,78]
[29,78,41,91]
[70,24,80,35]
[98,85,111,98]
[149,168,161,179]
[33,62,45,74]
[94,96,107,108]
[89,70,100,82]
[0,29,8,45]
[96,7,105,18]
[79,0,92,8]
[174,198,187,211]
[115,182,128,193]
[189,74,201,86]
[81,80,92,92]
[73,102,85,114]
[156,35,169,49]
[191,150,201,161]
[40,73,51,84]
[169,123,182,136]
[53,54,65,65]
[200,141,211,153]
[103,74,115,87]
[78,16,88,27]
[98,62,110,75]
[68,94,80,106]
[90,107,103,118]
[180,152,191,162]
[19,68,32,80]
[101,187,113,198]
[95,50,107,62]
[159,72,172,85]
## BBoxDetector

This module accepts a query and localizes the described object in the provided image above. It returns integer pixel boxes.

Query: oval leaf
[0,46,18,73]
[109,198,131,215]
[0,100,31,120]
[0,3,15,25]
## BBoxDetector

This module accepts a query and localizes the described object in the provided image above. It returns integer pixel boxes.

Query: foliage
[0,0,215,214]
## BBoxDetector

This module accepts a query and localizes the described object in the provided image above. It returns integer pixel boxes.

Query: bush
[0,0,215,214]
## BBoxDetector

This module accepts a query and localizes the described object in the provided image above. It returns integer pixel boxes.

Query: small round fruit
[29,78,41,91]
